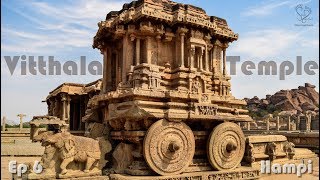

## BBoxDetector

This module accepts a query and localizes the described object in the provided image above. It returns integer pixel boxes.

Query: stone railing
[240,112,319,132]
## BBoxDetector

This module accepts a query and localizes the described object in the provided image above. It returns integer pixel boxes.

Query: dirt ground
[260,167,319,179]
[1,156,41,180]
[1,157,319,179]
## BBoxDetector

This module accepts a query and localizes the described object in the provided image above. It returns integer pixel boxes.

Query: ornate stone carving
[190,47,196,56]
[191,30,204,39]
[265,142,277,161]
[283,141,295,159]
[112,143,134,174]
[191,77,202,93]
[245,143,255,163]
[207,122,245,170]
[200,94,209,103]
[198,105,217,115]
[44,132,103,175]
[143,119,195,175]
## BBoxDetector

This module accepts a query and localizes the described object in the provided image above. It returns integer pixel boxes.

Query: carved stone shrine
[90,0,253,176]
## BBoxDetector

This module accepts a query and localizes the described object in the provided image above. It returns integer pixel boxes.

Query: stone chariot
[89,0,253,176]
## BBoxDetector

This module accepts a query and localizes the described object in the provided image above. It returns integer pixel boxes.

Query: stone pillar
[199,48,203,70]
[106,48,112,89]
[212,46,216,73]
[61,93,67,121]
[2,116,6,131]
[17,114,26,131]
[122,36,128,82]
[247,122,251,130]
[102,48,108,93]
[205,46,209,71]
[190,46,195,69]
[54,97,60,117]
[296,116,300,130]
[146,37,151,64]
[20,116,23,130]
[266,118,270,131]
[80,101,85,130]
[180,33,185,67]
[156,34,161,65]
[287,116,291,131]
[222,48,226,75]
[306,113,311,131]
[115,53,120,85]
[135,38,140,65]
[48,99,54,116]
[276,116,280,131]
[66,96,71,124]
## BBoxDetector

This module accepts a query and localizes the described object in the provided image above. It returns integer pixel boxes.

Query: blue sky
[1,0,319,124]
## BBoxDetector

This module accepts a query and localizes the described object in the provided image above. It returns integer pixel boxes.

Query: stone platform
[1,139,44,156]
[109,167,260,180]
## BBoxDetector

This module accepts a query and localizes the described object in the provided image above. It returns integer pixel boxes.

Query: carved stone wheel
[143,119,195,175]
[207,122,245,170]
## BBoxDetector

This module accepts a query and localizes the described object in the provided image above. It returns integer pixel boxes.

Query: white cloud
[242,1,290,17]
[242,0,315,17]
[229,21,319,58]
[1,0,126,54]
[29,0,125,29]
[1,27,92,53]
[301,39,319,47]
[229,29,298,58]
[1,0,122,123]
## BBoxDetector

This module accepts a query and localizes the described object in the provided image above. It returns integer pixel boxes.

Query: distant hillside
[244,83,319,118]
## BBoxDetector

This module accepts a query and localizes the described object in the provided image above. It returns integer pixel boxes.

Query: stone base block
[27,170,102,179]
[110,167,260,180]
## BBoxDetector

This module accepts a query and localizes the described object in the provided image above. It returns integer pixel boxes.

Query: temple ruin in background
[44,79,102,135]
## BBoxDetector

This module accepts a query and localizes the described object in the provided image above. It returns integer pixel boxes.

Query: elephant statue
[45,132,101,175]
[33,131,59,174]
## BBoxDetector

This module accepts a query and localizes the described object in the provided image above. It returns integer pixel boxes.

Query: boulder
[246,83,319,115]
